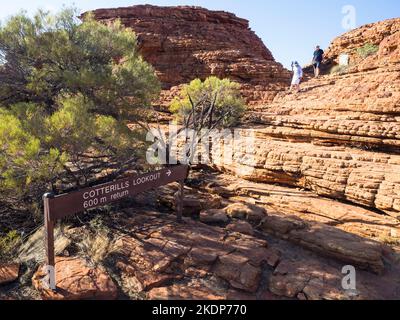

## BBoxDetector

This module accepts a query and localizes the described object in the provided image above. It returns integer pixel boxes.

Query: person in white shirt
[290,61,303,92]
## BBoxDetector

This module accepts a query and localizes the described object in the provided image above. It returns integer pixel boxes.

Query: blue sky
[0,1,399,68]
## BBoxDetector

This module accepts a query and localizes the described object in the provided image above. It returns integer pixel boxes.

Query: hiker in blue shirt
[312,46,324,78]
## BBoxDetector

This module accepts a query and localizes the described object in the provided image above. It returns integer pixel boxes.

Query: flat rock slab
[147,280,226,300]
[111,214,280,297]
[226,221,254,236]
[0,263,19,285]
[269,258,376,300]
[262,213,385,274]
[200,209,229,224]
[32,257,117,300]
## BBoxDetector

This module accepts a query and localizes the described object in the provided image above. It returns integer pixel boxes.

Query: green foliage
[356,43,379,59]
[170,76,245,128]
[0,8,160,207]
[0,8,160,118]
[0,230,21,261]
[330,65,349,75]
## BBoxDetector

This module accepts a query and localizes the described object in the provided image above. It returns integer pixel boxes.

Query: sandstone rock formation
[325,18,400,68]
[28,198,399,300]
[86,5,291,106]
[113,212,280,295]
[210,18,400,220]
[190,171,399,275]
[6,169,399,300]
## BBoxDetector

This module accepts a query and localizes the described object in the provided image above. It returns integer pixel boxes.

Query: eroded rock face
[325,18,400,67]
[24,184,399,300]
[193,171,400,275]
[86,5,291,106]
[213,132,400,219]
[209,18,400,219]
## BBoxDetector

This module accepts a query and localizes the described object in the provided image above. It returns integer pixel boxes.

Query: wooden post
[177,180,184,223]
[43,192,56,291]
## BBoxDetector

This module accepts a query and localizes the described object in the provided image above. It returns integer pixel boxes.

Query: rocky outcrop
[212,129,400,219]
[86,5,290,106]
[208,18,400,219]
[269,258,375,300]
[192,171,399,274]
[325,18,400,68]
[262,213,385,274]
[20,13,400,301]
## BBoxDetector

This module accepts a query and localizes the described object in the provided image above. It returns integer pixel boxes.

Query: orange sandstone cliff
[85,5,291,106]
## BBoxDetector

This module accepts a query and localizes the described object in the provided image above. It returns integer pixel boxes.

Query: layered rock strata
[87,5,291,106]
[211,18,400,219]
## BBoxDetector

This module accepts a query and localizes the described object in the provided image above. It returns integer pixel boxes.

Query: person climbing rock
[312,45,324,78]
[290,61,303,92]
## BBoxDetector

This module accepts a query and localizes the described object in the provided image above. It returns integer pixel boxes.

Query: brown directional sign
[42,165,188,290]
[47,165,188,221]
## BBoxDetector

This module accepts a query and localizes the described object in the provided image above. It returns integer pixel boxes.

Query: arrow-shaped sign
[42,164,189,291]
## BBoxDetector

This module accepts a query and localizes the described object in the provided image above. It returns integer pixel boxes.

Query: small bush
[0,230,22,261]
[170,76,246,128]
[356,43,379,59]
[330,65,349,75]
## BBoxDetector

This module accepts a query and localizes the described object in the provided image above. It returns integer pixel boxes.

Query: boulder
[200,209,229,224]
[225,203,266,222]
[32,257,118,300]
[158,184,222,216]
[0,263,19,285]
[226,221,254,236]
[213,252,261,293]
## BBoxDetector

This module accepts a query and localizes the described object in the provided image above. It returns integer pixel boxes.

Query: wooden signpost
[43,165,189,290]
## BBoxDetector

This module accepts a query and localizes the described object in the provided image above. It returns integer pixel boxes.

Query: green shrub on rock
[170,76,245,129]
[0,230,21,261]
[356,43,379,59]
